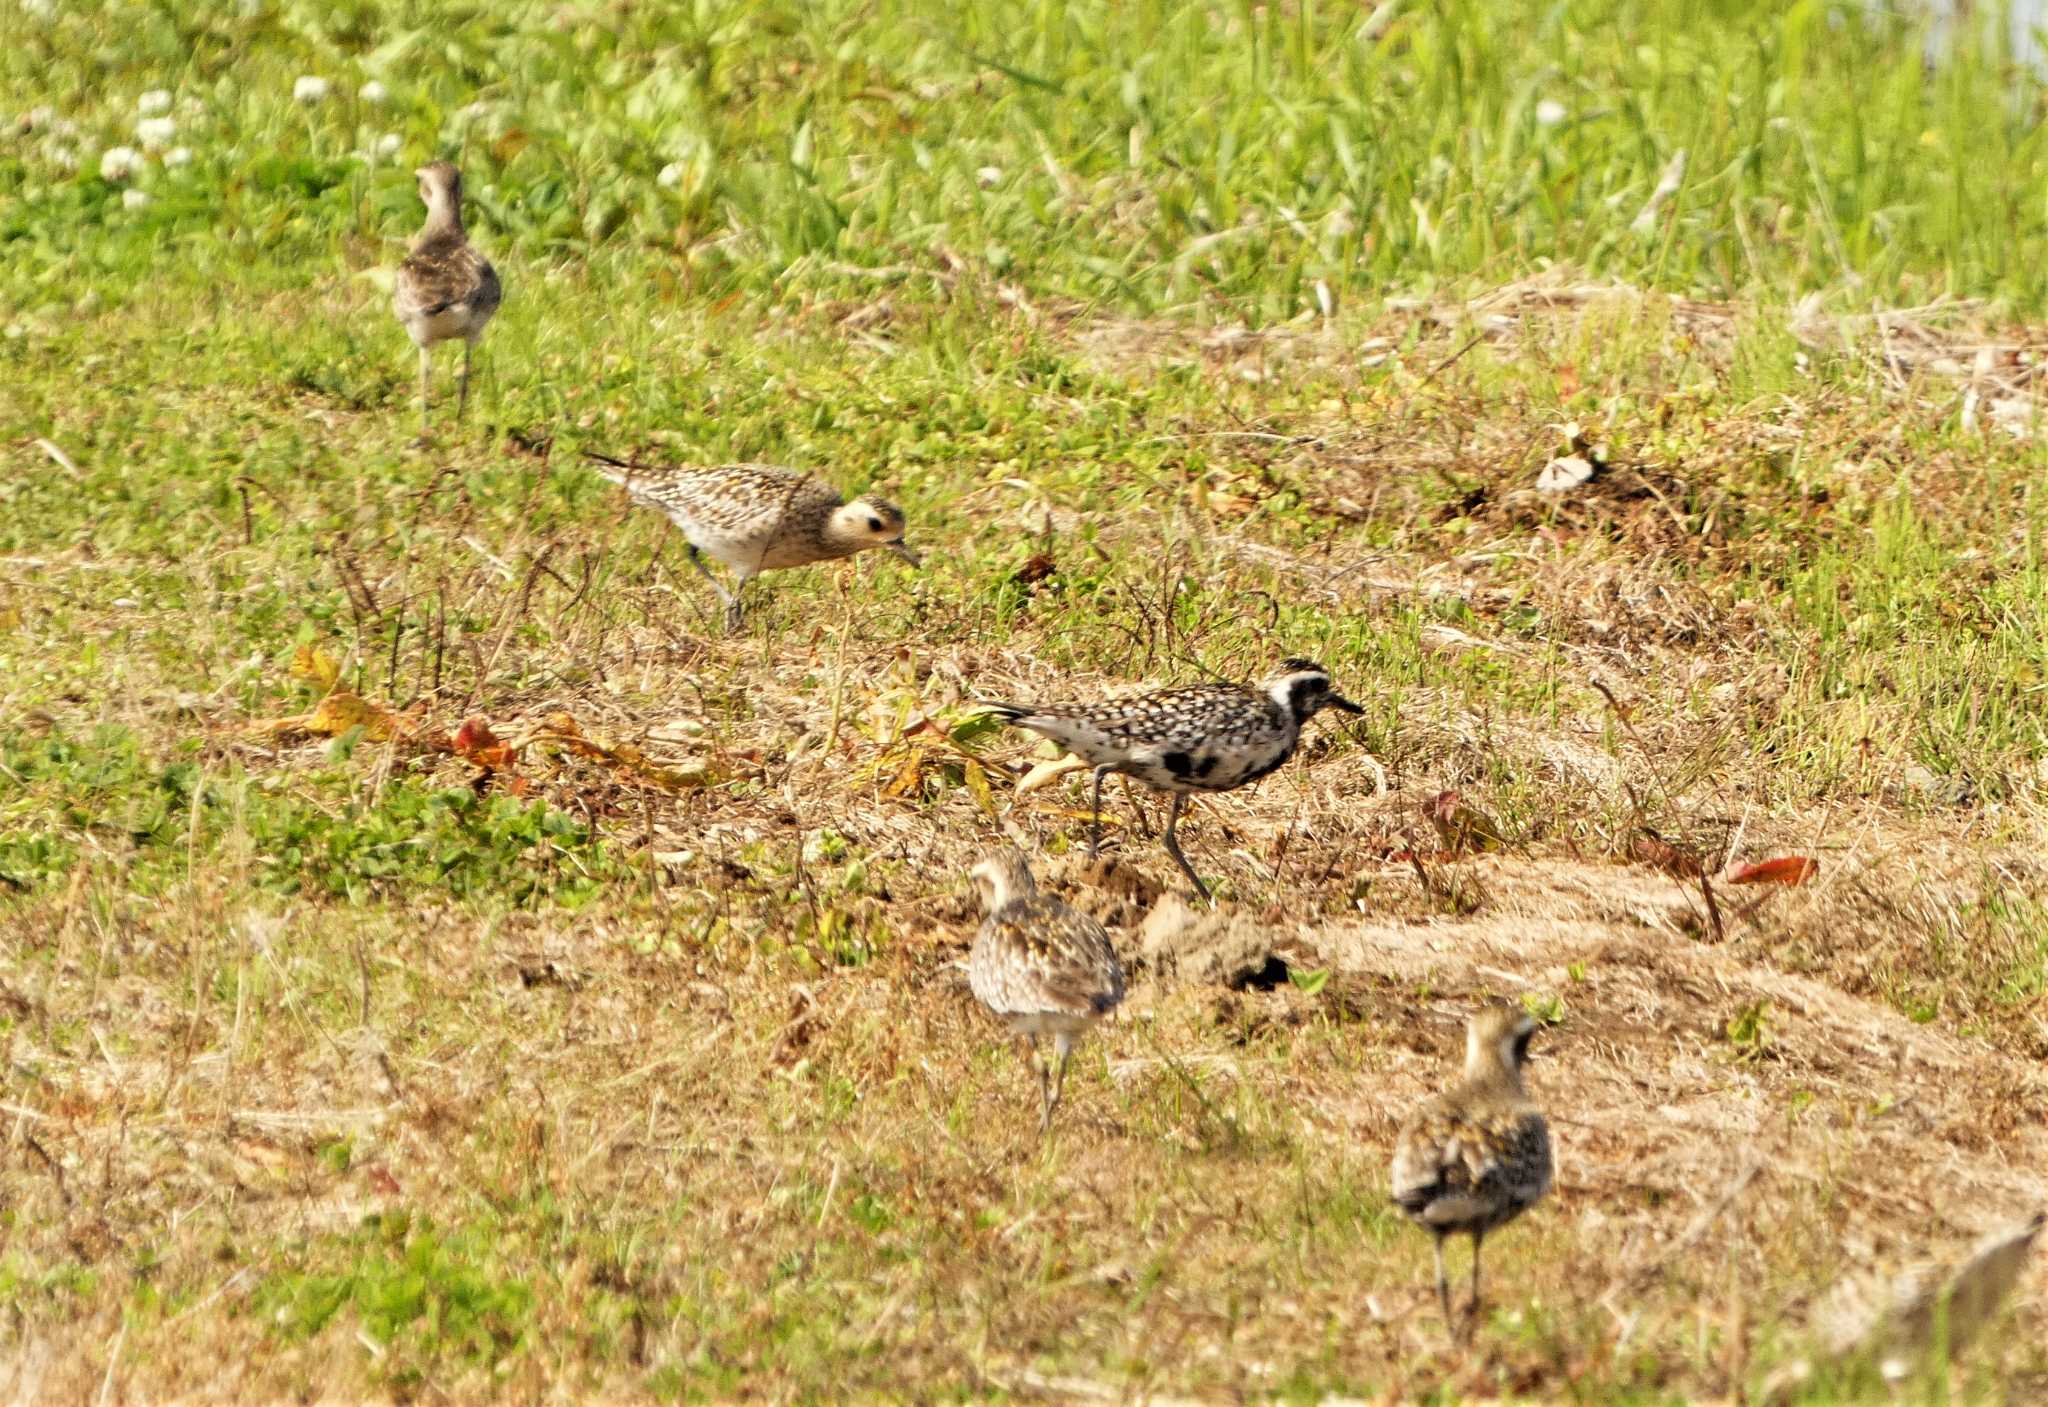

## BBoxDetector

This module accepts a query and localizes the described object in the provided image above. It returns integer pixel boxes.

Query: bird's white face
[1262,659,1364,722]
[838,497,920,565]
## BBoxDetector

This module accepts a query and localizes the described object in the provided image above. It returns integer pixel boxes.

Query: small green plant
[1725,1001,1775,1061]
[1288,967,1330,996]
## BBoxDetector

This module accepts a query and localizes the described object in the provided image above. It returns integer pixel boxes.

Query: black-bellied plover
[981,658,1362,899]
[968,848,1126,1135]
[582,451,920,632]
[1390,1004,1554,1333]
[393,161,501,433]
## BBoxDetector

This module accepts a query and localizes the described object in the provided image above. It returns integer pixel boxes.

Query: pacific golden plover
[968,848,1126,1135]
[393,161,501,433]
[582,451,920,632]
[1390,1003,1554,1333]
[981,659,1362,900]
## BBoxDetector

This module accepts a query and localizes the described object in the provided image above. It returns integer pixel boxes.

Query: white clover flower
[656,161,685,189]
[976,165,1003,188]
[99,145,142,182]
[1534,99,1568,127]
[122,188,153,210]
[163,145,192,168]
[137,89,172,116]
[374,132,402,160]
[135,115,175,148]
[293,75,330,104]
[46,144,77,173]
[359,80,389,104]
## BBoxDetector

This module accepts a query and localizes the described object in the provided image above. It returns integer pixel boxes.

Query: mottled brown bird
[393,161,501,433]
[582,451,919,632]
[967,849,1126,1134]
[1390,1004,1554,1332]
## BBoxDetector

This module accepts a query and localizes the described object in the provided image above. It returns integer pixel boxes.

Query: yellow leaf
[880,745,927,800]
[291,644,341,693]
[306,691,407,741]
[961,758,997,818]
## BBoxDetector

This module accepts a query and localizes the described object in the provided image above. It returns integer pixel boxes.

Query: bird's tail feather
[580,448,645,486]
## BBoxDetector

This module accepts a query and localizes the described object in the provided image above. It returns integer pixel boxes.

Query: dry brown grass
[6,280,2048,1402]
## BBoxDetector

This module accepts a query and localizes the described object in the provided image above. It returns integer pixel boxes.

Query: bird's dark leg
[1031,1035,1054,1135]
[1161,792,1211,901]
[1433,1233,1453,1328]
[1046,1033,1074,1132]
[678,545,742,631]
[1087,765,1113,858]
[1466,1231,1485,1338]
[457,337,475,421]
[417,345,432,437]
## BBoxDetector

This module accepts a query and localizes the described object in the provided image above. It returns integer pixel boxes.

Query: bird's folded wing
[989,904,1125,1015]
[396,242,497,318]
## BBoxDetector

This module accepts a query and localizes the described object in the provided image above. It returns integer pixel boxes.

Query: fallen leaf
[1014,754,1088,796]
[961,758,998,818]
[1726,856,1819,886]
[880,743,928,800]
[1011,552,1057,587]
[537,712,719,791]
[290,644,342,693]
[1425,790,1507,854]
[453,717,519,771]
[256,690,411,742]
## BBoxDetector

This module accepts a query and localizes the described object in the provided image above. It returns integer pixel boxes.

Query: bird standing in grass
[968,849,1126,1136]
[582,451,919,633]
[393,161,501,434]
[1390,1004,1554,1335]
[981,659,1362,900]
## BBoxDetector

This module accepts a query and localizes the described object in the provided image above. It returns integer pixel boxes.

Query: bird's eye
[867,516,883,532]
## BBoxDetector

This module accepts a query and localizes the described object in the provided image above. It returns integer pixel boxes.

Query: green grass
[5,0,2048,1401]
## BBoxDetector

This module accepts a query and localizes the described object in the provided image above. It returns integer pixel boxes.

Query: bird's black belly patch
[1163,751,1196,778]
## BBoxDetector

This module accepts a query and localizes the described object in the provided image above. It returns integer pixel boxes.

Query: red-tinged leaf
[365,1166,401,1196]
[453,717,519,771]
[1726,856,1819,887]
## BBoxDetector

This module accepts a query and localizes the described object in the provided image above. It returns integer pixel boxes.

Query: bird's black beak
[888,541,922,568]
[1327,693,1364,715]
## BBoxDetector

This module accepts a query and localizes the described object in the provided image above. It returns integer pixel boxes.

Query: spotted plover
[1390,1004,1554,1333]
[981,658,1361,900]
[968,849,1126,1135]
[393,161,501,433]
[582,451,919,632]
